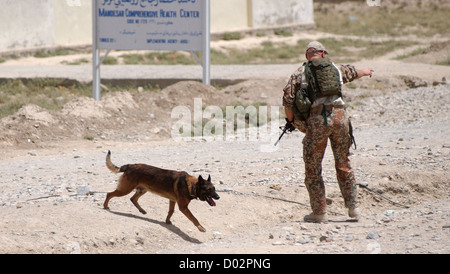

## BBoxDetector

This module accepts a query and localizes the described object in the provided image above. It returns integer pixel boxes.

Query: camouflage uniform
[283,64,359,215]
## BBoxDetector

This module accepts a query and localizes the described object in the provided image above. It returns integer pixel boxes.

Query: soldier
[282,41,374,223]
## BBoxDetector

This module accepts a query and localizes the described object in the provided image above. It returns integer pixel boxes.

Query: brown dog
[103,150,220,232]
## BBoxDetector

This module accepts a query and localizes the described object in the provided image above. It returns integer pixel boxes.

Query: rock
[213,231,223,239]
[76,185,94,196]
[269,185,281,191]
[320,235,332,242]
[150,127,161,134]
[66,242,81,254]
[432,77,448,86]
[366,232,380,239]
[400,75,428,88]
[297,237,310,244]
[357,181,369,187]
[381,217,391,223]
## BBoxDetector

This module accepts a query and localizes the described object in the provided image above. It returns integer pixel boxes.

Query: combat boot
[348,207,360,220]
[303,213,328,223]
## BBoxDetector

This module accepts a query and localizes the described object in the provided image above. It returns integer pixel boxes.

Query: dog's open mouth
[206,196,216,207]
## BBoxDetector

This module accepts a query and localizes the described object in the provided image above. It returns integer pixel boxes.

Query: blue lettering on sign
[98,8,124,17]
[97,0,202,50]
[126,9,159,17]
[180,9,199,18]
[100,38,116,43]
[160,9,177,17]
[147,39,167,44]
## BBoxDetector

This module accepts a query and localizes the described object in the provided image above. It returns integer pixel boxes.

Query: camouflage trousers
[302,106,357,214]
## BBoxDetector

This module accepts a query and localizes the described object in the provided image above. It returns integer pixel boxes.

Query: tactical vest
[303,57,342,102]
[293,57,342,121]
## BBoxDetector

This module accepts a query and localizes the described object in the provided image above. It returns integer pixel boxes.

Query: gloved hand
[274,118,296,146]
[285,118,295,132]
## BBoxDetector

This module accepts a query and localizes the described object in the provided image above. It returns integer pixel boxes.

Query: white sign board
[92,0,210,100]
[95,0,204,51]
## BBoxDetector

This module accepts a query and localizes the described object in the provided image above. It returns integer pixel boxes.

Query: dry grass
[0,79,92,119]
[314,1,450,37]
[2,0,448,118]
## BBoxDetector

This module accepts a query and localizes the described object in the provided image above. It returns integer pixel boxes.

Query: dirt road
[0,80,448,254]
[1,0,449,252]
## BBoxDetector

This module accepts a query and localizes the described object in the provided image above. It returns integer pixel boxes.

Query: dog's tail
[106,150,121,173]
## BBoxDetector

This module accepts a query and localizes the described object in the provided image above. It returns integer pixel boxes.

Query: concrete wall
[251,0,314,28]
[0,0,91,51]
[210,0,251,33]
[0,0,54,50]
[0,0,313,52]
[53,0,92,46]
[211,0,314,33]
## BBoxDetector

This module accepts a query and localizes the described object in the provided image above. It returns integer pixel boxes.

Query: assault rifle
[274,118,295,146]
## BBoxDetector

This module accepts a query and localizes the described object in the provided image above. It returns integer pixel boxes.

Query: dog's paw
[197,225,206,232]
[139,210,147,215]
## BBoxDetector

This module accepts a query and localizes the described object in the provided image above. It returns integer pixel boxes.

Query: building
[0,0,314,52]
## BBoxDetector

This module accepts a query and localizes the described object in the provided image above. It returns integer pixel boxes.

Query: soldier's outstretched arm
[356,68,374,79]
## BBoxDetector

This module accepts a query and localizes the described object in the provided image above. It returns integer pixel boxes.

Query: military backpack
[293,57,342,121]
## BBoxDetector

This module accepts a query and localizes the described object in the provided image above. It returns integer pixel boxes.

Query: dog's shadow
[106,210,202,244]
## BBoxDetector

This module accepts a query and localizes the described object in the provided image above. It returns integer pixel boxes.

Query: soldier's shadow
[106,210,202,244]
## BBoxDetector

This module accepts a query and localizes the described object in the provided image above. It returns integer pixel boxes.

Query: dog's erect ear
[198,175,204,183]
[207,174,211,182]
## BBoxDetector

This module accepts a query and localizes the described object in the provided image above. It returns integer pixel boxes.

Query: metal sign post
[92,0,100,101]
[92,0,210,100]
[202,0,210,85]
